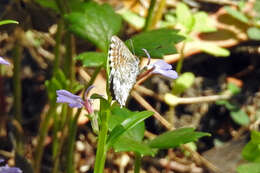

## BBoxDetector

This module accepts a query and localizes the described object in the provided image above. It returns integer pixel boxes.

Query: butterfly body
[108,36,140,107]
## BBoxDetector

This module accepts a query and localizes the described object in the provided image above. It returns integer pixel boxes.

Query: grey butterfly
[108,36,140,107]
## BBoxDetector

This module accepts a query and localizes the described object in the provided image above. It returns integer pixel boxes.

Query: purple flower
[149,60,178,79]
[56,90,84,108]
[56,86,94,114]
[141,49,178,80]
[0,57,10,65]
[0,165,22,173]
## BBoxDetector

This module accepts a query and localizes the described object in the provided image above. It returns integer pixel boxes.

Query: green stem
[13,42,22,123]
[34,105,56,173]
[143,0,157,31]
[51,105,67,173]
[134,152,141,173]
[64,33,75,84]
[13,41,23,155]
[66,109,82,173]
[150,0,166,29]
[53,19,64,75]
[94,110,110,173]
[176,42,186,74]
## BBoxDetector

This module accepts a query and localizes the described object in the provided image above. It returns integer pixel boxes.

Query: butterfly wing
[108,36,140,107]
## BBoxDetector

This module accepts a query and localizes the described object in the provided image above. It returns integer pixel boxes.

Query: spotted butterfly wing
[108,36,140,107]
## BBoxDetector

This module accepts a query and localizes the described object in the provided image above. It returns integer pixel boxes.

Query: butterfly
[108,36,140,107]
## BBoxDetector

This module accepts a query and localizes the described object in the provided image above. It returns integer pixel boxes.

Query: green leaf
[35,0,59,11]
[119,9,145,29]
[200,43,230,57]
[230,110,250,125]
[247,27,260,40]
[251,130,260,144]
[113,135,156,156]
[107,109,153,148]
[176,2,194,32]
[216,100,237,110]
[193,12,216,33]
[224,6,249,23]
[109,107,145,142]
[237,163,260,173]
[125,29,184,58]
[227,83,241,95]
[242,141,260,162]
[173,72,195,95]
[76,52,106,67]
[242,131,260,162]
[0,20,19,26]
[65,2,122,52]
[148,128,210,149]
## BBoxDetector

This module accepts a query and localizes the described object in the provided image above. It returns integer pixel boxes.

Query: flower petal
[0,57,10,65]
[56,90,84,108]
[0,165,22,173]
[152,60,172,70]
[150,60,178,79]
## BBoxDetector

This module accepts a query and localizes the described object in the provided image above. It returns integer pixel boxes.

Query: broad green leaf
[125,29,184,58]
[148,128,210,149]
[227,83,241,95]
[247,27,260,40]
[107,109,153,148]
[242,141,260,162]
[119,9,145,29]
[65,2,122,52]
[193,12,216,33]
[109,107,145,142]
[237,163,260,173]
[76,52,106,67]
[200,43,230,57]
[176,3,194,32]
[251,130,260,144]
[0,20,19,26]
[230,110,250,125]
[173,72,195,95]
[224,6,249,23]
[113,135,156,156]
[242,131,260,162]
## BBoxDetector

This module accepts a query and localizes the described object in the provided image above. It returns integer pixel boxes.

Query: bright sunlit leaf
[76,52,106,67]
[125,29,184,58]
[0,20,19,26]
[148,128,210,149]
[224,6,249,23]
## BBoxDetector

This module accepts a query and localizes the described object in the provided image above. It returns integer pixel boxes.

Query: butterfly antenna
[142,48,151,65]
[130,39,136,55]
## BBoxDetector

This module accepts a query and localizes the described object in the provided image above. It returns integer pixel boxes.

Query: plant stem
[134,152,141,173]
[13,40,24,155]
[53,19,63,75]
[66,108,82,173]
[176,42,186,74]
[34,105,56,173]
[64,32,76,84]
[13,41,22,123]
[94,110,110,173]
[143,0,157,31]
[150,0,166,29]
